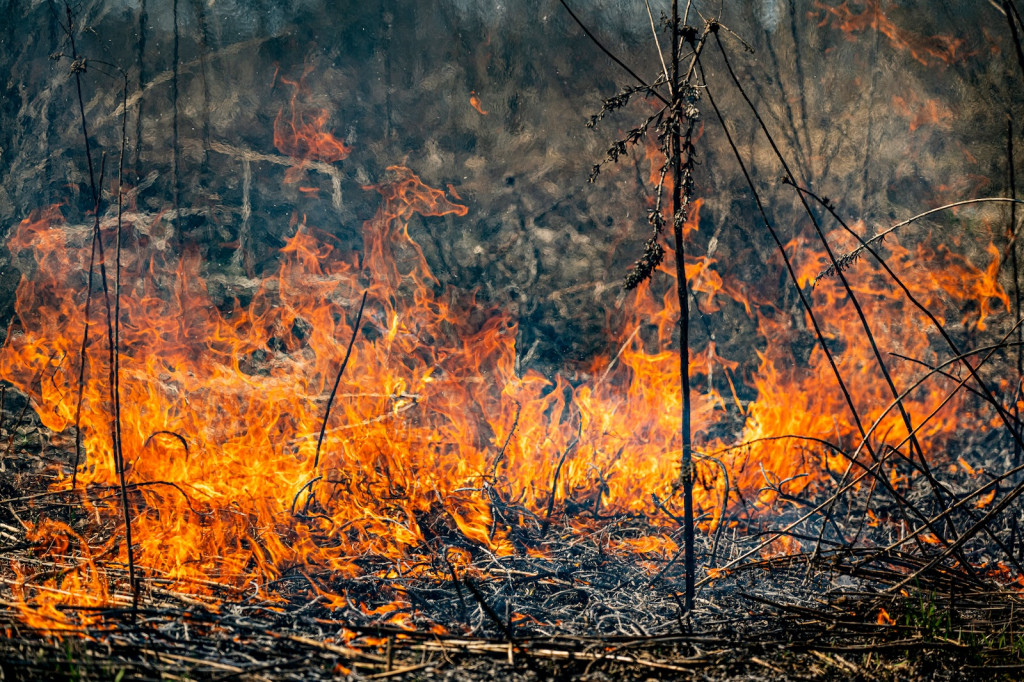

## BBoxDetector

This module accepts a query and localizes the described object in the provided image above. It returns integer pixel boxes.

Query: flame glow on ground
[0,89,1013,631]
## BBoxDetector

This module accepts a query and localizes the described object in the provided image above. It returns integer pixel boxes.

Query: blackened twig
[290,476,323,517]
[540,421,581,538]
[694,452,732,567]
[1004,0,1024,84]
[489,401,520,481]
[558,0,669,106]
[71,218,99,491]
[65,4,96,206]
[112,59,132,610]
[143,430,190,458]
[1009,118,1023,462]
[818,198,1024,282]
[312,291,368,471]
[671,0,697,618]
[66,1,97,492]
[463,577,514,640]
[441,550,468,623]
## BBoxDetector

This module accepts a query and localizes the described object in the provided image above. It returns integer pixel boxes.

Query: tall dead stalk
[561,0,712,616]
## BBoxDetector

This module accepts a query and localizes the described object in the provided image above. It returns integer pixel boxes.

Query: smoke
[757,0,780,32]
[440,0,657,33]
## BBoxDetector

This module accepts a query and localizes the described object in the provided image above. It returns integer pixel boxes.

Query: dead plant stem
[312,290,368,471]
[671,0,696,619]
[1009,119,1022,462]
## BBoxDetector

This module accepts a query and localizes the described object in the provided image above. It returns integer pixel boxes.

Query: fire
[975,489,997,509]
[760,534,802,559]
[469,91,489,116]
[12,520,111,631]
[814,0,969,67]
[891,93,953,133]
[0,90,1012,629]
[274,67,351,184]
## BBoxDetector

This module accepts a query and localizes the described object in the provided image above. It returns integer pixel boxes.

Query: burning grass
[0,157,1016,623]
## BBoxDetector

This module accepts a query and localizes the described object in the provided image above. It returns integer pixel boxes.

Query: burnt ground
[2,594,1022,682]
[2,386,1024,682]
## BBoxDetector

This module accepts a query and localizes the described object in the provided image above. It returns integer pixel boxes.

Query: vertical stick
[114,71,134,609]
[312,291,369,471]
[71,187,100,492]
[670,0,696,618]
[66,3,96,492]
[1010,118,1022,463]
[172,0,181,239]
[66,6,96,206]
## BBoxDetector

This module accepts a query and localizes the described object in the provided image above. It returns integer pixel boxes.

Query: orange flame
[815,0,968,67]
[760,534,801,559]
[891,93,953,133]
[469,91,489,116]
[274,68,351,183]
